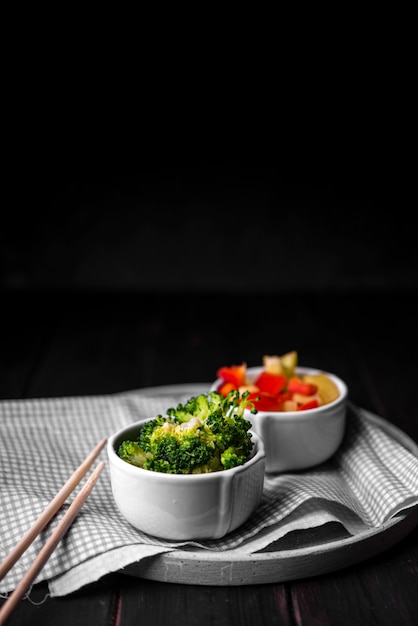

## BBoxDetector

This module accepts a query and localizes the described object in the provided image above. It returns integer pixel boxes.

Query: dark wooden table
[1,290,417,626]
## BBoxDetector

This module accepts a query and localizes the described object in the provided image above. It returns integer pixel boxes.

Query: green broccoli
[117,389,257,474]
[166,391,224,423]
[118,440,149,467]
[220,446,248,470]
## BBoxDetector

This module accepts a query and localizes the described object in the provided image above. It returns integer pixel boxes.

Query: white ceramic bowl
[211,366,348,473]
[107,419,266,541]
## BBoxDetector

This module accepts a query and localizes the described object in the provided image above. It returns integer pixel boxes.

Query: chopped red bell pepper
[254,371,287,395]
[245,391,284,412]
[288,376,318,396]
[216,363,247,387]
[297,398,320,411]
[217,381,236,397]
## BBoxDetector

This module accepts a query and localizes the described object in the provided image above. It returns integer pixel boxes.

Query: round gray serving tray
[120,384,418,586]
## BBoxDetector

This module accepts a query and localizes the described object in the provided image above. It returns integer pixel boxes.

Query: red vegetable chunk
[254,371,287,395]
[216,363,247,387]
[288,376,318,396]
[245,391,284,412]
[217,381,236,396]
[297,399,320,411]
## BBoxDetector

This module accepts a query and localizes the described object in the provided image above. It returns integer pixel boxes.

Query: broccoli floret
[166,391,224,423]
[138,415,174,453]
[221,446,248,470]
[118,440,148,467]
[117,389,258,474]
[145,430,215,474]
[204,411,253,457]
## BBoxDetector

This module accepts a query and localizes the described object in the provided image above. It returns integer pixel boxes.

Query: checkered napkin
[1,385,417,598]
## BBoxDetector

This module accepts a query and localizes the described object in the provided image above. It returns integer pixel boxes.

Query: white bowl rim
[211,365,348,420]
[107,420,265,480]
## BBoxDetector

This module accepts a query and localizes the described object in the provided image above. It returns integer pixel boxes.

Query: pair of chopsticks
[0,438,106,625]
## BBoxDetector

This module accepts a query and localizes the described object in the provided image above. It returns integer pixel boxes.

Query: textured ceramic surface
[212,366,348,473]
[107,420,266,541]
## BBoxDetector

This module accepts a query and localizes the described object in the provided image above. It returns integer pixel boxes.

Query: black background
[2,134,415,296]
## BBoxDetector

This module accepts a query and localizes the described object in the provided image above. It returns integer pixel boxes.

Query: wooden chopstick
[0,438,107,582]
[0,459,105,625]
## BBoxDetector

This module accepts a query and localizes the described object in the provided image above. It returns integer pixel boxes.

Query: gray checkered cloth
[1,385,417,597]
